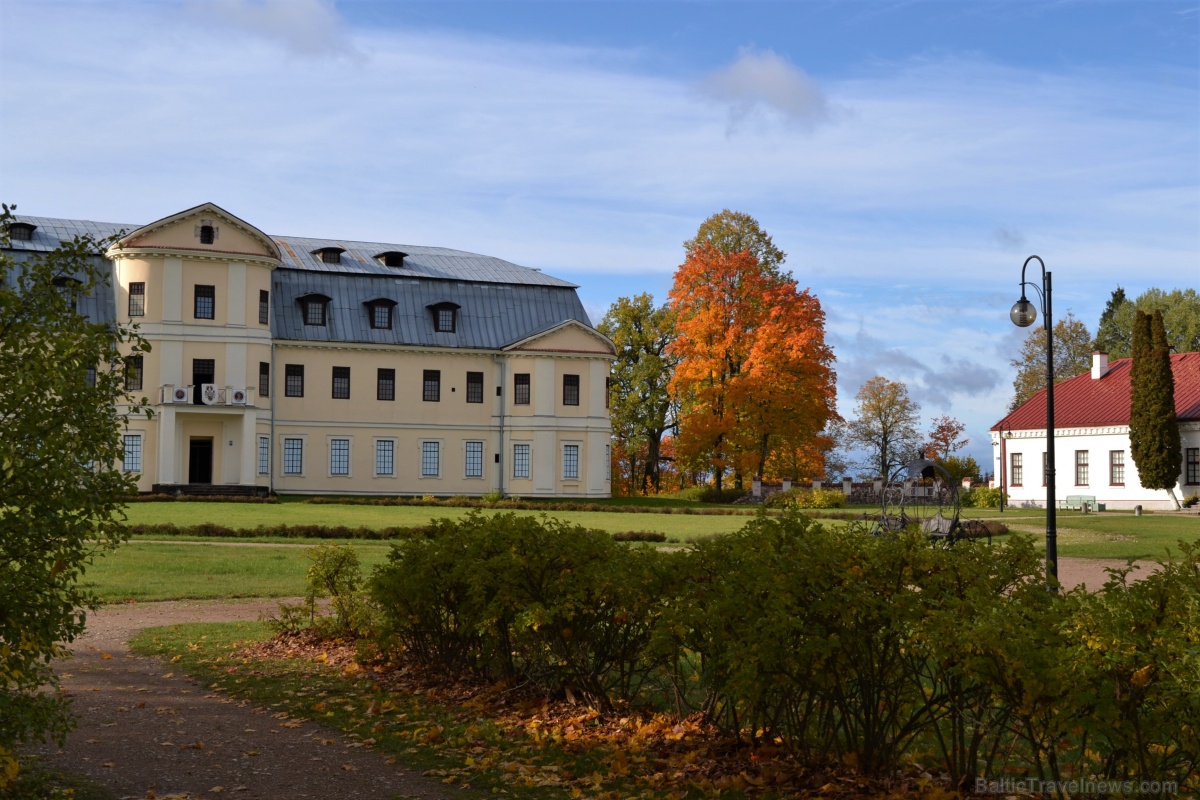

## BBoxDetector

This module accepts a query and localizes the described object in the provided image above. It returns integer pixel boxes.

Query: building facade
[6,203,615,497]
[990,351,1200,510]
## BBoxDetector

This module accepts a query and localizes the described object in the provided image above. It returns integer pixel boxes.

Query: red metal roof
[991,351,1200,431]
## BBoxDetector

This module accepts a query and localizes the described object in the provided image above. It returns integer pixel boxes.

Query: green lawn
[975,508,1198,559]
[82,541,395,602]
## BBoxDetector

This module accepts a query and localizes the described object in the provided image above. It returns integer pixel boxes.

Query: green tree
[598,294,677,495]
[846,377,922,479]
[1099,287,1200,359]
[1129,309,1182,508]
[0,206,150,784]
[1092,286,1128,356]
[682,208,786,275]
[1009,311,1093,411]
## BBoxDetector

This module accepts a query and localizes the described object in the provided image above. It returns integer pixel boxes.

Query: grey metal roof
[272,269,592,349]
[4,250,116,326]
[4,216,130,252]
[5,216,578,289]
[272,236,577,288]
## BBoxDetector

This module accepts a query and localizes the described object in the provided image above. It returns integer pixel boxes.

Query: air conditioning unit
[166,385,191,404]
[227,388,248,406]
[199,383,219,405]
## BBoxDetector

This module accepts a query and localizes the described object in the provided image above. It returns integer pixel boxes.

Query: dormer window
[365,298,396,330]
[428,301,460,333]
[7,222,36,242]
[376,251,408,268]
[313,247,344,265]
[298,293,331,326]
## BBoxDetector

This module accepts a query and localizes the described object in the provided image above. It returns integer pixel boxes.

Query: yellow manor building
[7,203,615,497]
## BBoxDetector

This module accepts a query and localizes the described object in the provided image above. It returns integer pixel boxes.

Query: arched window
[312,247,345,265]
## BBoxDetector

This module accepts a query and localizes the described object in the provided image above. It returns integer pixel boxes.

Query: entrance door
[188,438,213,484]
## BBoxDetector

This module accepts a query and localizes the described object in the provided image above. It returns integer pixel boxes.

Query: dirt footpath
[27,599,457,800]
[1056,556,1160,590]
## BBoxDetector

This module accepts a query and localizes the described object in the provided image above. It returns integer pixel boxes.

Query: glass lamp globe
[1010,297,1037,328]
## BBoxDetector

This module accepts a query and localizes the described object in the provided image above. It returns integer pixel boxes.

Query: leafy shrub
[960,486,1008,508]
[269,544,374,637]
[763,487,846,509]
[370,512,680,709]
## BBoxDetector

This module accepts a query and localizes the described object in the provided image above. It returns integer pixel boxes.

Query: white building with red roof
[990,351,1200,510]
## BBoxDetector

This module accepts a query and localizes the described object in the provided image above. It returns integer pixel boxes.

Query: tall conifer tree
[1129,310,1182,507]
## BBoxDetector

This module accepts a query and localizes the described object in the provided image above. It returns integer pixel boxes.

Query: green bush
[763,486,846,509]
[960,485,1008,508]
[369,512,681,708]
[270,543,374,637]
[360,510,1200,792]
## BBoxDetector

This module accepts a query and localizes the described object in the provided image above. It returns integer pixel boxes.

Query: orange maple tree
[667,243,836,490]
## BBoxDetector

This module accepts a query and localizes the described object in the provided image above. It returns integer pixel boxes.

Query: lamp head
[1010,296,1037,328]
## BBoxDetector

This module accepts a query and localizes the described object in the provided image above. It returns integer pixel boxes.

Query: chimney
[1091,351,1109,380]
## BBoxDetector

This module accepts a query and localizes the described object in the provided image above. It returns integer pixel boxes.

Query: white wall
[990,424,1200,510]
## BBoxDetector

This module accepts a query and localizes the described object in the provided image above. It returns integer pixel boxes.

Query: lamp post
[1010,255,1057,589]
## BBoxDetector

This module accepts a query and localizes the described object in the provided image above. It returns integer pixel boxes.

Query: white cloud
[183,0,361,59]
[700,48,834,133]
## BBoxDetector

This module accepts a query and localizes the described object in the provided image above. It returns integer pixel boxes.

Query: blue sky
[2,0,1197,475]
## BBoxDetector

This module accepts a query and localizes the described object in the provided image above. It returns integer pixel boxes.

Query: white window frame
[605,444,611,482]
[258,436,270,476]
[562,442,581,481]
[420,440,441,478]
[464,440,485,479]
[282,436,305,476]
[374,438,396,478]
[122,433,143,473]
[512,443,531,479]
[329,437,352,477]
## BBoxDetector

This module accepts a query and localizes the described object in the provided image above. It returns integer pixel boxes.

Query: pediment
[505,320,616,356]
[111,202,281,261]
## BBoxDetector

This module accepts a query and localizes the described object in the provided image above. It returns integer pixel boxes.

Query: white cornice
[107,248,279,268]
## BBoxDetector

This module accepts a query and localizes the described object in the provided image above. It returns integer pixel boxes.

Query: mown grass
[82,542,395,602]
[981,509,1199,559]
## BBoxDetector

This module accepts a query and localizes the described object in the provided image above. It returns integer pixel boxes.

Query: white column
[240,411,257,485]
[162,258,183,322]
[157,407,176,484]
[534,430,556,493]
[227,262,246,327]
[586,430,608,495]
[534,359,555,416]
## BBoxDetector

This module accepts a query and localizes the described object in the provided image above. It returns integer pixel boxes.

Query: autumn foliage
[668,243,835,489]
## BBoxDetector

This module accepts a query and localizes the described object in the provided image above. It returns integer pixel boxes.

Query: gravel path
[27,599,458,800]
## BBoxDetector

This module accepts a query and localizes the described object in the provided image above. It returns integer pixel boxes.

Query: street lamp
[1010,255,1057,590]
